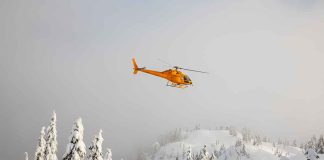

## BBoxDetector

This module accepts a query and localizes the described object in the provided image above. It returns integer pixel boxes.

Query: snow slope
[150,129,323,160]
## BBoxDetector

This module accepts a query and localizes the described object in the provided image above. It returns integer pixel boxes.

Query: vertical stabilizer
[132,58,139,74]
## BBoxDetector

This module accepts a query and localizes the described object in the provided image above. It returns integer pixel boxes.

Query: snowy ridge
[148,129,323,160]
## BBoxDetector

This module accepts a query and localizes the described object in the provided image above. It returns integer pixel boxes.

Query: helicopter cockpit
[183,75,192,84]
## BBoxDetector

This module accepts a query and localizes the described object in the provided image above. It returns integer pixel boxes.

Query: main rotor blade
[179,67,209,74]
[157,59,173,68]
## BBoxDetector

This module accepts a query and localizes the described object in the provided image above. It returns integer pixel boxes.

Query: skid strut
[166,81,188,88]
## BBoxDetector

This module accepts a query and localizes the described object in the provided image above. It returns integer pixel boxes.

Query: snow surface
[150,129,323,160]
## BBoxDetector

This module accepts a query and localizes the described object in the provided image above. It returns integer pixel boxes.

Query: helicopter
[132,58,208,88]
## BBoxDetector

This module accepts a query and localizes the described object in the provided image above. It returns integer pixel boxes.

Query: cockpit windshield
[184,75,191,83]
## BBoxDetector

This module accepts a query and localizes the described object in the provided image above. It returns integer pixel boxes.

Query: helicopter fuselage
[137,68,192,85]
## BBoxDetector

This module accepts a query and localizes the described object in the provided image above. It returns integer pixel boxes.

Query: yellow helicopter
[132,58,208,88]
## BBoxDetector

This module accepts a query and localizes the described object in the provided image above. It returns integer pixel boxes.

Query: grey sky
[1,0,324,160]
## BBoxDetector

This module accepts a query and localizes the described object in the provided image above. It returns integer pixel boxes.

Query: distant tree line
[141,125,324,160]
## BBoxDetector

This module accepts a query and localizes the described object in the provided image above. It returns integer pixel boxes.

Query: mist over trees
[137,125,324,160]
[26,116,324,160]
[158,128,187,146]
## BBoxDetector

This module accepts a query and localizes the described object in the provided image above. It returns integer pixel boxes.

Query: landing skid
[166,81,188,89]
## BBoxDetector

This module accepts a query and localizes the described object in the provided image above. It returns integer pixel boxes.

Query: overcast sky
[1,0,324,160]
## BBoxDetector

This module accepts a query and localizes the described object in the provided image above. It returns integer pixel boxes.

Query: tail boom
[132,58,167,79]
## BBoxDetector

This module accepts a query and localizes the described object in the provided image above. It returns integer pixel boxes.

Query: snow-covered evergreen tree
[186,146,193,160]
[283,139,289,148]
[242,128,251,142]
[213,148,219,158]
[316,134,324,154]
[235,139,242,147]
[195,124,201,130]
[198,145,209,160]
[305,147,319,160]
[311,135,317,149]
[152,142,160,154]
[274,148,282,157]
[229,126,237,136]
[181,144,186,159]
[104,148,112,160]
[306,140,315,150]
[241,144,248,157]
[137,150,150,160]
[293,140,297,147]
[35,127,46,160]
[62,118,86,160]
[299,142,304,151]
[25,152,29,160]
[234,139,249,158]
[44,111,58,160]
[262,137,268,142]
[88,130,104,160]
[219,144,226,157]
[274,148,278,155]
[253,135,262,146]
[278,138,282,145]
[209,153,217,160]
